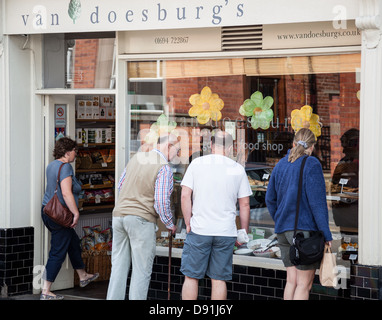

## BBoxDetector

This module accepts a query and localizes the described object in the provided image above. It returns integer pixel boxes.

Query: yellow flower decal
[144,114,178,145]
[188,86,224,124]
[291,105,321,139]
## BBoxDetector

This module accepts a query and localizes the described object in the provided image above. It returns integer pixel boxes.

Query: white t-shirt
[181,154,252,237]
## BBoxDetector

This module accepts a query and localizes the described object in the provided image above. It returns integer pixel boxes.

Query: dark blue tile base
[126,256,352,300]
[350,264,382,300]
[0,227,34,297]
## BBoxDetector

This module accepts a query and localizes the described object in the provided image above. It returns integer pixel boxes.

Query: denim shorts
[180,231,236,281]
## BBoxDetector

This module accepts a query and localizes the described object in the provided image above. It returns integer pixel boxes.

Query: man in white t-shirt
[180,131,251,300]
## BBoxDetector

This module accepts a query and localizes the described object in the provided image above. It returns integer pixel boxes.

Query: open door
[42,94,76,291]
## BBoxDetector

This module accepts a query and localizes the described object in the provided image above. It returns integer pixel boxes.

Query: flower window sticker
[188,86,224,125]
[239,91,274,130]
[144,114,178,145]
[290,105,321,139]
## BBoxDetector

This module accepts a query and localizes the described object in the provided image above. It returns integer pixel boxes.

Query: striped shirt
[118,149,174,229]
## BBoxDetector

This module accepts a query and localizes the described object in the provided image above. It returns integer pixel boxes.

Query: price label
[161,231,169,238]
[339,178,348,185]
[262,174,270,180]
[175,233,186,240]
[349,254,358,261]
[339,178,349,193]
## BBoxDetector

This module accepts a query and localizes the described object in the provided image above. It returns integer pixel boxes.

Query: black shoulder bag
[289,156,325,266]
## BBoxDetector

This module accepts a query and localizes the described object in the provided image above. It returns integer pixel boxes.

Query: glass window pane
[43,34,116,89]
[127,53,360,262]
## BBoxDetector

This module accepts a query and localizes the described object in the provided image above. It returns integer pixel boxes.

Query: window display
[127,53,360,265]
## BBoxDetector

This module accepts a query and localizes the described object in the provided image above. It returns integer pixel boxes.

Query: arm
[265,173,277,220]
[181,186,193,233]
[306,161,333,242]
[238,196,250,233]
[154,165,176,234]
[60,176,80,228]
[236,196,250,246]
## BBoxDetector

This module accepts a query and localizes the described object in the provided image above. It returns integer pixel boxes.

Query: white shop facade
[0,0,381,300]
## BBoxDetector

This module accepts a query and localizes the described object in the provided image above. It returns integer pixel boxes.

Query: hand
[235,240,243,247]
[186,224,191,234]
[325,241,332,247]
[168,225,177,235]
[71,213,79,229]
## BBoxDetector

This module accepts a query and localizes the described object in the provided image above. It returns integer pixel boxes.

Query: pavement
[3,280,108,300]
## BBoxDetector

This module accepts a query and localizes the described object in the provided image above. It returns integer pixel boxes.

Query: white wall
[0,32,44,229]
[0,0,10,228]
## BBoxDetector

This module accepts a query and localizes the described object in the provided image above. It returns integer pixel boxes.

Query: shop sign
[263,21,361,50]
[4,0,358,35]
[119,28,221,54]
[55,104,67,141]
[55,104,66,128]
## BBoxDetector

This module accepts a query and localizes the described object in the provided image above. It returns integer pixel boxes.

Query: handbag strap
[293,155,308,237]
[54,162,66,193]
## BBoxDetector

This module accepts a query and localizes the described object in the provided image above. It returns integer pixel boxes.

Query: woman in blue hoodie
[266,128,332,300]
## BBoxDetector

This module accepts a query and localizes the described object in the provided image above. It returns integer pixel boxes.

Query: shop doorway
[42,94,77,291]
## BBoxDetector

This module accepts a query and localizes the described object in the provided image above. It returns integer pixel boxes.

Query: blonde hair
[288,128,316,163]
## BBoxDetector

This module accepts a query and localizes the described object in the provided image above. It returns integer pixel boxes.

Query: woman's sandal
[79,272,99,288]
[40,293,64,300]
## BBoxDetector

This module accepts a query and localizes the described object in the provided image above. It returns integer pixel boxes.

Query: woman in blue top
[266,128,332,300]
[41,137,98,300]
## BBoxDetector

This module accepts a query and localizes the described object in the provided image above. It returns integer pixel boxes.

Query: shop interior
[44,34,360,283]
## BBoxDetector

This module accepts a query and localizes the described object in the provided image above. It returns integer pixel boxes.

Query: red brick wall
[166,75,246,121]
[73,39,99,88]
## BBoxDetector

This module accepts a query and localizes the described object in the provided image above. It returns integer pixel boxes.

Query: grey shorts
[180,231,236,281]
[277,231,321,270]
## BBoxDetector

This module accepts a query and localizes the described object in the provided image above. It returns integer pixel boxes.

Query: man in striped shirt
[107,134,179,300]
[117,146,176,229]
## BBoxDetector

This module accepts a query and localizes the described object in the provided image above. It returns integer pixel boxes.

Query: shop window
[43,33,116,89]
[127,53,360,263]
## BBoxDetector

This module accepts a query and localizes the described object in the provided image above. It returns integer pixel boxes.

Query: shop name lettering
[20,2,245,29]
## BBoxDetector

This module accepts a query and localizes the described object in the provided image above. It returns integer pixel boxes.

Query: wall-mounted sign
[263,20,361,50]
[55,104,66,141]
[119,28,221,54]
[3,0,359,35]
[55,104,66,128]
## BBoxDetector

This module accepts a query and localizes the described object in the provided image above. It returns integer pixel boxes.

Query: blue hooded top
[265,151,333,241]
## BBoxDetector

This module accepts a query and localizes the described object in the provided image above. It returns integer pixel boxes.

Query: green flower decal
[68,0,81,24]
[144,114,178,145]
[239,91,274,130]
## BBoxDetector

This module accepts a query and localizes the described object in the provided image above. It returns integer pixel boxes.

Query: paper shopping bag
[319,244,338,287]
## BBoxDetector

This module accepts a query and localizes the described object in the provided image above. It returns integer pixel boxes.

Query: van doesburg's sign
[4,0,358,35]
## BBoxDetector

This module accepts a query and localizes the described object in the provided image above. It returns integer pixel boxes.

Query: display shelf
[76,168,115,173]
[75,94,116,213]
[81,183,114,190]
[80,204,115,212]
[78,143,115,147]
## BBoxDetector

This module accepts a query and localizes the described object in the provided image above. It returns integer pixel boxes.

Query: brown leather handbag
[43,163,74,228]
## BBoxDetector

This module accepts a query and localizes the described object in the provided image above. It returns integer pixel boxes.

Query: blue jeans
[41,206,85,282]
[106,215,156,300]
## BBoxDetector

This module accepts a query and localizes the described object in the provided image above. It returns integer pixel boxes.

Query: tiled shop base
[0,227,34,297]
[146,256,352,300]
[350,265,382,300]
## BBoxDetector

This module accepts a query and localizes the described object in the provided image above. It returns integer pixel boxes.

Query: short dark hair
[53,137,77,159]
[211,131,233,149]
